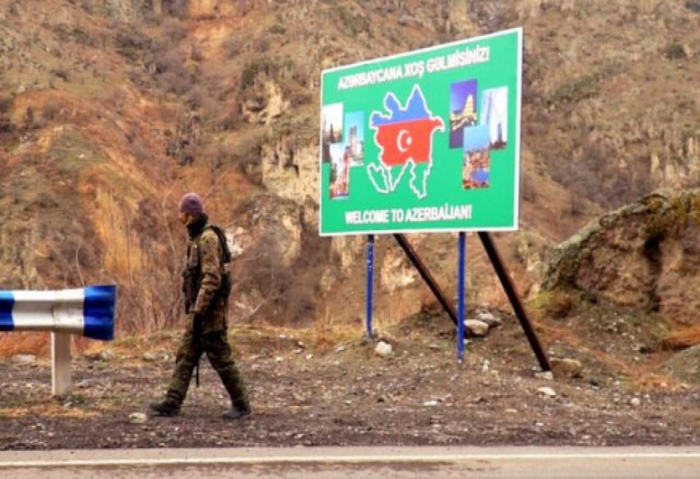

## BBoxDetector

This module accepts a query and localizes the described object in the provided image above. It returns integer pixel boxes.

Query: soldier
[150,192,251,420]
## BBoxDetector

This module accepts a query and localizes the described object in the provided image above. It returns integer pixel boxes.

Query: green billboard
[319,28,522,236]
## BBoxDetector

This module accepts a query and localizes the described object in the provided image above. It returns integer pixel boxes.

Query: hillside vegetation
[1,0,700,357]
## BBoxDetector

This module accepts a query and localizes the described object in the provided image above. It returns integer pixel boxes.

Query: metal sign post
[366,234,375,338]
[457,232,466,362]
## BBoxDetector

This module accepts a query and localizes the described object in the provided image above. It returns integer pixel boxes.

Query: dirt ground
[1,311,699,451]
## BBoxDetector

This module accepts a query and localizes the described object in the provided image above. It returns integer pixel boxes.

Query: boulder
[663,345,700,384]
[128,412,148,424]
[537,386,557,398]
[374,341,393,358]
[542,189,700,325]
[477,311,503,328]
[465,319,490,337]
[551,358,584,378]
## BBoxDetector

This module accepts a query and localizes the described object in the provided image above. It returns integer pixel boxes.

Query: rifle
[192,312,202,388]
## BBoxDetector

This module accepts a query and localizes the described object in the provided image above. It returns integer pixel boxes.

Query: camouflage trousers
[166,330,249,409]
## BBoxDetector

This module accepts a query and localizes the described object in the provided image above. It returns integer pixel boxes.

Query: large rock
[233,194,304,267]
[261,142,317,210]
[465,320,490,337]
[551,358,583,378]
[380,248,417,292]
[663,345,700,384]
[374,341,393,358]
[242,80,290,125]
[542,189,700,325]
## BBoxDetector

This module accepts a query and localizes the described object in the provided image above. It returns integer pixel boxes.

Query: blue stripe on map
[370,87,430,127]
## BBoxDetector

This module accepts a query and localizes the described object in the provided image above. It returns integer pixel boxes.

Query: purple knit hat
[178,192,204,217]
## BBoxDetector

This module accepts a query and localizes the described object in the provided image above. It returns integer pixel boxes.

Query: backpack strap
[206,225,232,264]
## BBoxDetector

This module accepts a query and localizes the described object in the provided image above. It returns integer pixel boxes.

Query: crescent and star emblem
[397,130,412,153]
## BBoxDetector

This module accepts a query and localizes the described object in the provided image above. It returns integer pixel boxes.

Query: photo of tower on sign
[449,79,478,149]
[481,87,509,150]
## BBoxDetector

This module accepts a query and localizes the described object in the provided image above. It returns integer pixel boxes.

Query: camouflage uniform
[164,225,249,412]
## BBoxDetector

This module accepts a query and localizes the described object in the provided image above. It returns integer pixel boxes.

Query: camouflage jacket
[183,227,228,334]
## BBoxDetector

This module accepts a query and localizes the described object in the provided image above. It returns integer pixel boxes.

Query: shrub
[50,68,71,83]
[268,24,286,35]
[521,172,536,202]
[219,107,242,131]
[223,35,243,58]
[545,291,574,319]
[162,17,187,43]
[664,43,687,60]
[240,57,278,91]
[41,101,64,122]
[549,73,601,104]
[161,0,189,18]
[55,24,96,46]
[115,26,153,63]
[337,5,370,35]
[0,96,12,116]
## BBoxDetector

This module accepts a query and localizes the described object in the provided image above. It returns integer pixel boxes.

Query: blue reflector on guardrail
[0,291,14,331]
[83,285,116,341]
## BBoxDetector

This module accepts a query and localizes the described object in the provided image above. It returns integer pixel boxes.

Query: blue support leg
[366,234,375,339]
[458,232,466,362]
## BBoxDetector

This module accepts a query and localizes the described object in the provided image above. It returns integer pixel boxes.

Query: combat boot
[149,399,181,417]
[222,402,251,420]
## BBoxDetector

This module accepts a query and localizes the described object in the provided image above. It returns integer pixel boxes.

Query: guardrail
[0,285,117,395]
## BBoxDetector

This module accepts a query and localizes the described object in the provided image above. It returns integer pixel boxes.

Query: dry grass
[0,404,99,419]
[0,332,100,358]
[311,301,365,352]
[535,319,679,389]
[545,291,575,319]
[0,332,49,358]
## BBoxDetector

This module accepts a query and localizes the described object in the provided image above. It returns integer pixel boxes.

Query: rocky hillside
[544,189,700,320]
[1,0,700,358]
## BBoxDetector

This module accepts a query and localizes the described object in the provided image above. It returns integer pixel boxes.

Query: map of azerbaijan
[369,85,444,199]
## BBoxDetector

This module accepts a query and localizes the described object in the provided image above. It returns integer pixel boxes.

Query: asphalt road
[1,447,699,478]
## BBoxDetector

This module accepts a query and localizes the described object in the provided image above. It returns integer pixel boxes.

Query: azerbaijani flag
[371,86,444,167]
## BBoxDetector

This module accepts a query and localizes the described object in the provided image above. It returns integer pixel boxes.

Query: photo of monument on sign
[481,87,508,150]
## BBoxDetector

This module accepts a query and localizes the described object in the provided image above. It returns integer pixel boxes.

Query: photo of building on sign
[329,143,350,199]
[462,125,491,190]
[480,87,508,150]
[449,79,478,149]
[344,111,365,167]
[321,103,344,163]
